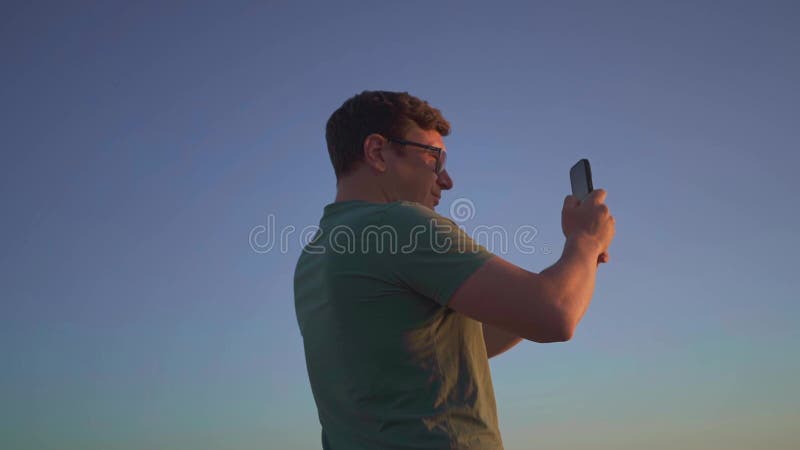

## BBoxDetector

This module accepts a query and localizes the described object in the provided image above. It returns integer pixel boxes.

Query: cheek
[419,174,437,193]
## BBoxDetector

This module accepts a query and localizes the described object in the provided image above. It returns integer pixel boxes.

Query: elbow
[523,321,574,343]
[532,276,577,343]
[553,323,575,342]
[537,326,573,343]
[527,307,575,343]
[552,307,577,342]
[518,277,580,343]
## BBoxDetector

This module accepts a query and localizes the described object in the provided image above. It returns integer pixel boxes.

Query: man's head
[326,90,454,209]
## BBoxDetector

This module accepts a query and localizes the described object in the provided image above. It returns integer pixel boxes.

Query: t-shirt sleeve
[377,202,495,307]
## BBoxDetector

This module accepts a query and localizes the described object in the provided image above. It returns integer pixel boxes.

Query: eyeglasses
[386,137,447,174]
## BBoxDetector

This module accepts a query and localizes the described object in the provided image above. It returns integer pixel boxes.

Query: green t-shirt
[294,200,504,449]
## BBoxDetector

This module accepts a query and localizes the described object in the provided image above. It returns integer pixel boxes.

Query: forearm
[540,234,601,336]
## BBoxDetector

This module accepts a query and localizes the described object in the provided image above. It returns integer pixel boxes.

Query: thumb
[563,194,580,209]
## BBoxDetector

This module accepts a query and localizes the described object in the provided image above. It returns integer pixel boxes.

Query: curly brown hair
[325,90,451,180]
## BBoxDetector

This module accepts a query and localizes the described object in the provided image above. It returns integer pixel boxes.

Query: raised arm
[449,190,615,343]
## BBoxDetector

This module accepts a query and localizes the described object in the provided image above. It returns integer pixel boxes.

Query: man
[294,91,615,449]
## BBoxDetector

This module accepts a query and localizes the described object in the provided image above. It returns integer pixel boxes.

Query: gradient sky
[2,2,799,449]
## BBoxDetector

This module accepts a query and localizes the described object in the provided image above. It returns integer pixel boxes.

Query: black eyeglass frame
[385,137,447,174]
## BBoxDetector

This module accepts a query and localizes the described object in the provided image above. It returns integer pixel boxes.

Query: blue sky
[1,1,798,449]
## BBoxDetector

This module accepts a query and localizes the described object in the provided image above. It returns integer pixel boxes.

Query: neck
[334,174,391,204]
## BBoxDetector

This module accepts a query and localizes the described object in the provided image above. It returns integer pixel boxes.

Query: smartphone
[570,159,594,202]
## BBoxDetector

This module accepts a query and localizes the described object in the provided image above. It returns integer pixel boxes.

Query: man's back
[294,200,504,449]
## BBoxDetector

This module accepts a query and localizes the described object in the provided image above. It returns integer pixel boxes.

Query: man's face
[382,125,453,210]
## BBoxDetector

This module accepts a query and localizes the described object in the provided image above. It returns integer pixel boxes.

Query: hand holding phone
[567,159,612,265]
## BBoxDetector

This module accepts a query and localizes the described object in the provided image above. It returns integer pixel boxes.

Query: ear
[362,133,388,173]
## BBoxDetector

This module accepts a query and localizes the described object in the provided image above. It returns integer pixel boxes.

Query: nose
[437,169,453,190]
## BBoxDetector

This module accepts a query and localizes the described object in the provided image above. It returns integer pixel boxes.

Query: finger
[563,194,579,209]
[587,188,607,205]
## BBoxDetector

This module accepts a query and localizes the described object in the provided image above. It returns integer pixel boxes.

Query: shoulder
[382,201,456,229]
